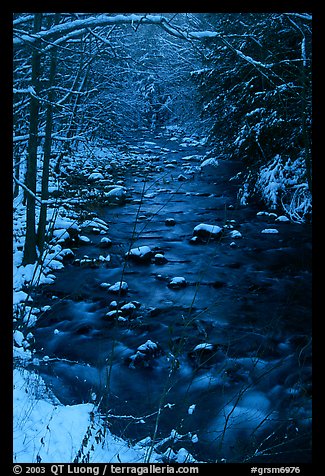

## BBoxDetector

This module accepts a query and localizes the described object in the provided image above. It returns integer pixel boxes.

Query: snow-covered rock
[181,154,203,162]
[82,217,109,232]
[98,254,111,262]
[100,282,111,289]
[200,157,219,170]
[105,186,126,202]
[13,330,25,347]
[137,340,158,353]
[176,447,198,463]
[229,230,242,239]
[120,302,137,316]
[108,281,128,294]
[261,228,279,234]
[52,228,70,243]
[88,172,104,181]
[192,343,214,352]
[13,290,29,305]
[168,276,187,289]
[59,248,75,260]
[125,246,153,262]
[99,237,112,248]
[154,253,168,265]
[276,215,290,222]
[127,340,161,368]
[54,217,80,232]
[78,235,91,244]
[188,404,196,415]
[105,310,122,319]
[165,218,176,226]
[48,259,64,271]
[193,223,223,239]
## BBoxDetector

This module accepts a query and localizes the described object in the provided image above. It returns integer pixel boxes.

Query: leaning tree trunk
[37,14,60,254]
[22,13,43,265]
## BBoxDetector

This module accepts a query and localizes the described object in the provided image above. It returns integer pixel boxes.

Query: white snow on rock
[229,230,242,239]
[168,276,187,289]
[54,217,80,231]
[88,172,104,181]
[120,302,137,312]
[126,246,152,260]
[98,254,111,262]
[276,215,290,222]
[137,340,158,353]
[13,330,24,347]
[82,217,109,231]
[200,157,219,169]
[188,404,196,415]
[193,343,214,352]
[47,259,65,271]
[100,282,111,289]
[193,223,223,237]
[181,154,203,162]
[108,281,128,293]
[13,290,29,305]
[176,447,198,463]
[261,228,279,234]
[59,248,75,259]
[100,237,112,246]
[52,228,70,242]
[106,310,122,319]
[78,235,91,243]
[105,186,126,201]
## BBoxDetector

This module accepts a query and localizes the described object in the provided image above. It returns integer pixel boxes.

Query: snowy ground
[13,365,163,463]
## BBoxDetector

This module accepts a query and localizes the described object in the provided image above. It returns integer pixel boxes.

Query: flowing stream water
[30,130,312,463]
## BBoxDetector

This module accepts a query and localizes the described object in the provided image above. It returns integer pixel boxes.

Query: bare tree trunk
[37,14,60,253]
[22,13,43,265]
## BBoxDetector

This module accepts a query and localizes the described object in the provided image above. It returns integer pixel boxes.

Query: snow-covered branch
[13,14,172,48]
[284,13,312,21]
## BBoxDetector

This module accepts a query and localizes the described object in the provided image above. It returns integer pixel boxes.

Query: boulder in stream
[168,276,187,289]
[108,281,128,294]
[99,237,112,248]
[165,218,176,226]
[120,302,137,317]
[154,253,168,265]
[88,172,104,181]
[125,245,153,263]
[193,223,223,240]
[200,157,219,171]
[189,342,221,366]
[127,339,161,368]
[261,228,279,234]
[104,186,126,203]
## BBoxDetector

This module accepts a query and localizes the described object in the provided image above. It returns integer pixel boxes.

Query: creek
[30,130,312,463]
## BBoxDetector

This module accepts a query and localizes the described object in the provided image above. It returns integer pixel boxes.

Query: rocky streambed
[28,129,312,463]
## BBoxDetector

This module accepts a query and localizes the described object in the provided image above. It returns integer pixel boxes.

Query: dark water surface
[31,131,312,463]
